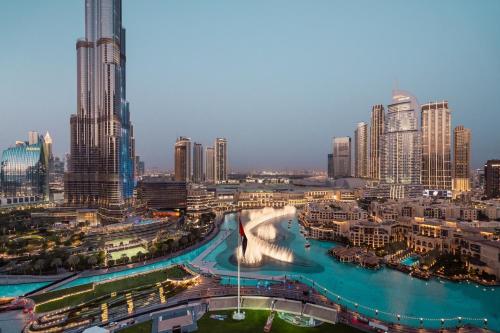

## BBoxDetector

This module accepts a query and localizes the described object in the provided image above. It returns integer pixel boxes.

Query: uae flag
[239,215,248,257]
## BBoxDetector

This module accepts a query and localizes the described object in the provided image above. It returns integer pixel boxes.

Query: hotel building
[453,125,471,193]
[369,105,385,180]
[193,142,204,183]
[174,137,192,182]
[354,122,369,178]
[421,101,452,190]
[205,147,215,183]
[382,90,421,198]
[485,160,500,198]
[333,137,351,178]
[214,138,228,183]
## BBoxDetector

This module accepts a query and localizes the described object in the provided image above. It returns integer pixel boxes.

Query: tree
[161,243,170,255]
[87,255,98,267]
[50,257,62,271]
[34,259,45,275]
[67,254,80,271]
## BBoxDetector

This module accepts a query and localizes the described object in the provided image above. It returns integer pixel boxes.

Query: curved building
[0,140,48,203]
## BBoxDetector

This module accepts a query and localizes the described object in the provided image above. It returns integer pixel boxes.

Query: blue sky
[0,0,499,171]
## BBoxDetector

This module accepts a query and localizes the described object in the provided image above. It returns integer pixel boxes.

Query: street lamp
[375,309,378,317]
[484,318,488,328]
[419,318,423,328]
[397,314,400,322]
[458,317,462,327]
[440,319,444,328]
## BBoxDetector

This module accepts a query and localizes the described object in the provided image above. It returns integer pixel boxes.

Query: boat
[305,241,311,248]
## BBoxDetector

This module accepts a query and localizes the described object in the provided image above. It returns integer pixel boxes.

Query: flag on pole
[239,215,248,257]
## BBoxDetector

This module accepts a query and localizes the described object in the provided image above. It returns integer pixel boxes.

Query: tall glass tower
[382,90,421,198]
[65,0,135,223]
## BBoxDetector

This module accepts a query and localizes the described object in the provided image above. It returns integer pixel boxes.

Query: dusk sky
[1,0,499,171]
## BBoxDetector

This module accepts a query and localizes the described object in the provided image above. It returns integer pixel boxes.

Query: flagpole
[237,224,241,316]
[233,212,245,320]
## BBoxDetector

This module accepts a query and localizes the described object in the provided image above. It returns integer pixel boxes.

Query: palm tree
[67,254,80,271]
[87,255,98,268]
[34,259,45,275]
[50,257,62,272]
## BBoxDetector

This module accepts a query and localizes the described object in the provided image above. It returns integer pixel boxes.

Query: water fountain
[236,206,296,266]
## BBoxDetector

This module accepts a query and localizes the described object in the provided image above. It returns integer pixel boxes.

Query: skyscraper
[175,137,192,182]
[484,160,500,199]
[333,137,351,178]
[383,90,421,197]
[327,153,334,179]
[421,101,452,190]
[205,147,215,183]
[28,131,39,145]
[193,142,204,183]
[214,138,228,183]
[354,122,369,178]
[65,0,135,223]
[369,105,384,180]
[453,126,471,193]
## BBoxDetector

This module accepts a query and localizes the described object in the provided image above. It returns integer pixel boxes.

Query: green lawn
[197,310,363,333]
[118,320,152,333]
[110,246,148,260]
[35,266,189,313]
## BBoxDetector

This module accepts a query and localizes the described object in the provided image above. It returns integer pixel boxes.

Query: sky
[0,0,499,172]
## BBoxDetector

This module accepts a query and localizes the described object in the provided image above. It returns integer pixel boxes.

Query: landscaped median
[31,265,190,313]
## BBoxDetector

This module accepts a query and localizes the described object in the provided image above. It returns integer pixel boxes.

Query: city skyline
[1,0,500,171]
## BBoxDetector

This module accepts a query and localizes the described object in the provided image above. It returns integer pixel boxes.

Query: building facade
[421,101,452,190]
[369,105,384,180]
[65,0,135,223]
[333,137,351,178]
[193,143,204,183]
[354,122,369,178]
[214,138,228,183]
[453,125,471,193]
[174,137,192,182]
[137,178,187,210]
[205,147,215,183]
[485,160,500,198]
[382,90,421,197]
[327,153,334,179]
[1,136,49,205]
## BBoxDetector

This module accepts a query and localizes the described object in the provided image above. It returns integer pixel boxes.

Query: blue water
[0,213,498,331]
[205,214,499,330]
[401,256,419,267]
[0,281,50,297]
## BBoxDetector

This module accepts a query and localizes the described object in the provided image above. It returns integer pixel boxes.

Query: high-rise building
[65,0,135,223]
[205,147,215,183]
[214,138,228,183]
[354,122,369,178]
[383,90,421,197]
[135,156,145,178]
[453,126,471,193]
[333,137,351,178]
[421,101,452,190]
[327,153,334,179]
[484,160,500,199]
[174,137,192,182]
[193,143,204,183]
[1,133,49,204]
[28,131,40,145]
[369,105,384,180]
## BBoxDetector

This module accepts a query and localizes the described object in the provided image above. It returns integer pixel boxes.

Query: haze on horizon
[0,0,499,172]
